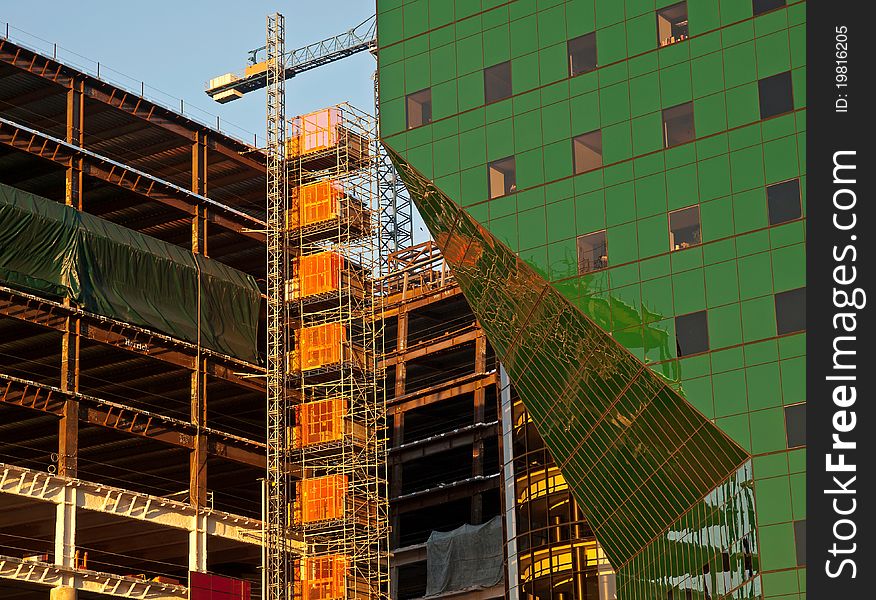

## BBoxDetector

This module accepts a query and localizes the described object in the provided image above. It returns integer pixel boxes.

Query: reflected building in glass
[503,370,616,599]
[377,1,806,599]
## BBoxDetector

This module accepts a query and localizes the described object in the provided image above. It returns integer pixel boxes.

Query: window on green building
[785,403,805,448]
[702,561,713,600]
[657,2,689,47]
[675,310,709,356]
[406,88,432,129]
[743,537,754,578]
[568,33,597,76]
[484,61,512,104]
[758,71,794,119]
[720,552,732,592]
[669,205,701,251]
[775,287,805,334]
[767,178,802,225]
[576,230,608,274]
[753,0,786,16]
[663,102,696,147]
[794,519,806,566]
[488,157,516,199]
[572,130,603,174]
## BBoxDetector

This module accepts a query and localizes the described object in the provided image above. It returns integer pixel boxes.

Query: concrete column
[50,586,77,600]
[54,485,77,589]
[189,512,208,573]
[189,356,208,573]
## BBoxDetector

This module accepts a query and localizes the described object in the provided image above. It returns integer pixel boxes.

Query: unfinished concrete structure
[0,35,301,599]
[382,242,609,600]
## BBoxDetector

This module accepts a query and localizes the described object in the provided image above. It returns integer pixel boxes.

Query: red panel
[189,572,250,600]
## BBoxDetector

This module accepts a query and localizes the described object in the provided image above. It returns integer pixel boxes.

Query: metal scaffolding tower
[286,104,388,600]
[265,12,290,600]
[208,16,391,598]
[373,74,413,272]
[206,14,414,267]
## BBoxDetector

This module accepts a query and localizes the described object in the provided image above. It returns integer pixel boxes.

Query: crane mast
[264,13,289,600]
[208,11,395,600]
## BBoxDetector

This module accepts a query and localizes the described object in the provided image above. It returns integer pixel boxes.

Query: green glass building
[376,1,806,598]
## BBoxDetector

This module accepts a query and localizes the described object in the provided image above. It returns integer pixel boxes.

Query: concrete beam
[0,554,187,600]
[0,463,301,551]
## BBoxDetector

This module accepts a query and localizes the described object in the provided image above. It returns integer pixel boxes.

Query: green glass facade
[377,1,806,598]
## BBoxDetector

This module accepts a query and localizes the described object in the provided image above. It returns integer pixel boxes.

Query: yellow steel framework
[286,104,388,600]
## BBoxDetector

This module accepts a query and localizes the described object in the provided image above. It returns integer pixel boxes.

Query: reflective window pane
[568,33,597,76]
[406,88,432,129]
[484,61,512,104]
[767,178,802,225]
[573,130,603,174]
[758,71,794,119]
[663,102,696,147]
[675,311,709,356]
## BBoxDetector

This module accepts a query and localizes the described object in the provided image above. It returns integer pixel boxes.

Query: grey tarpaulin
[425,515,504,596]
[0,182,261,363]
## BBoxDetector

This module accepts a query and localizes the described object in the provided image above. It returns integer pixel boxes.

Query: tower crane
[204,12,400,600]
[205,15,376,103]
[205,11,412,265]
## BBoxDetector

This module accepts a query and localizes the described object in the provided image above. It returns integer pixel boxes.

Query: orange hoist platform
[287,180,343,231]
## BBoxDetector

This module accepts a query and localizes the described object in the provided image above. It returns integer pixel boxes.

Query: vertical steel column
[471,332,487,524]
[60,76,83,478]
[189,130,209,573]
[58,314,79,478]
[56,77,83,598]
[65,77,84,211]
[191,131,208,255]
[265,12,289,600]
[499,365,520,600]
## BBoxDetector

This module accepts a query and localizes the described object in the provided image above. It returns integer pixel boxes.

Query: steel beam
[380,323,479,368]
[388,372,498,415]
[388,422,499,465]
[0,286,265,392]
[0,38,266,174]
[0,462,296,548]
[392,474,501,514]
[0,373,267,469]
[0,116,265,242]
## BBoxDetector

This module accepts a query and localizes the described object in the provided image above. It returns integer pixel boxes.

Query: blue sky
[1,0,378,144]
[1,0,431,242]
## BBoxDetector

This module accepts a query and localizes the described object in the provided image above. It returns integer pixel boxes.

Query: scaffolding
[286,104,388,600]
[265,12,291,600]
[373,73,414,273]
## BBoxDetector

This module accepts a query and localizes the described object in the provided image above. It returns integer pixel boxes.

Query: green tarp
[0,182,261,363]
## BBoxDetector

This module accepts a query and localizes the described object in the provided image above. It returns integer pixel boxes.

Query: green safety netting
[0,182,261,363]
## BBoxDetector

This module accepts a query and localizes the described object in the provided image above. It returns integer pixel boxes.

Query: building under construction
[381,242,613,600]
[0,17,617,600]
[0,33,287,600]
